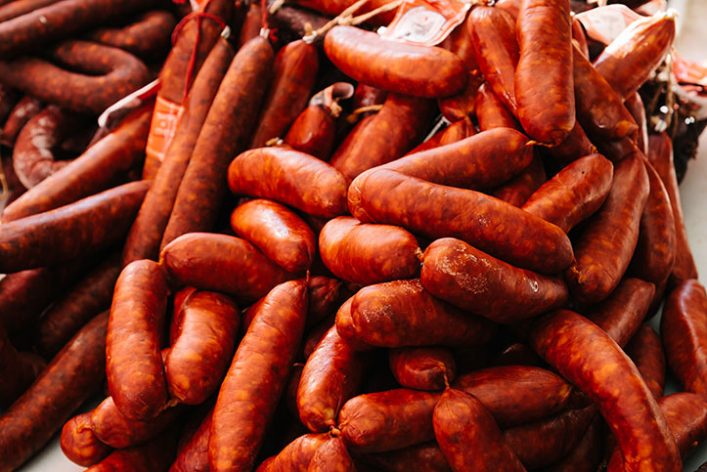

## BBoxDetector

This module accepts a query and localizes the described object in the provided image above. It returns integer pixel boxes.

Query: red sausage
[661,279,707,397]
[522,153,614,232]
[160,233,289,302]
[170,408,212,472]
[231,199,316,273]
[547,416,603,472]
[421,238,568,323]
[306,276,343,328]
[438,77,482,123]
[86,10,176,60]
[492,154,546,207]
[348,169,573,274]
[348,279,495,348]
[319,217,420,285]
[475,83,518,131]
[363,442,450,472]
[86,428,180,472]
[544,121,597,163]
[60,413,111,467]
[530,309,681,471]
[627,324,666,399]
[324,26,467,98]
[334,296,373,352]
[251,40,319,148]
[1,95,43,146]
[162,36,274,246]
[0,325,46,407]
[228,146,348,218]
[306,435,355,472]
[433,388,525,472]
[0,0,64,22]
[625,91,649,154]
[515,0,575,145]
[405,117,476,155]
[209,280,308,471]
[166,290,240,405]
[0,83,20,125]
[107,260,169,420]
[0,312,108,471]
[0,180,149,273]
[3,105,151,222]
[389,347,456,391]
[565,152,649,303]
[257,433,328,472]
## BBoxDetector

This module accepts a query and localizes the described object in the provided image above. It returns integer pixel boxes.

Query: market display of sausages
[0,0,706,470]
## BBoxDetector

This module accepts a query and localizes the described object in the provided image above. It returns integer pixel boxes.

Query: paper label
[145,96,184,163]
[382,0,469,46]
[576,4,641,45]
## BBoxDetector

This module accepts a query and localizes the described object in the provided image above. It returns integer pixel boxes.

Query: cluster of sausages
[0,0,706,471]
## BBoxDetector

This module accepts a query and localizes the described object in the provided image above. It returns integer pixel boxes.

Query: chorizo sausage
[231,199,316,273]
[210,280,308,471]
[434,389,526,472]
[515,0,575,145]
[106,259,169,420]
[334,296,373,352]
[389,347,456,391]
[0,0,63,23]
[625,91,649,154]
[544,121,597,163]
[251,40,319,148]
[421,238,568,323]
[0,180,149,273]
[349,279,495,348]
[3,105,151,222]
[319,217,420,285]
[324,26,467,98]
[565,152,649,304]
[594,10,676,99]
[0,312,108,471]
[1,95,42,146]
[0,325,46,407]
[160,232,289,302]
[307,276,343,328]
[161,36,274,246]
[170,408,212,472]
[330,93,435,182]
[257,433,328,472]
[405,117,476,155]
[348,169,573,274]
[0,40,150,114]
[228,146,348,218]
[646,132,698,285]
[86,10,176,61]
[522,153,614,232]
[0,82,20,125]
[530,309,681,471]
[307,435,355,472]
[86,427,180,472]
[661,279,707,397]
[122,36,234,264]
[60,413,111,467]
[438,77,482,123]
[627,324,666,399]
[297,325,366,432]
[492,154,546,207]
[475,83,518,131]
[547,416,603,472]
[362,442,450,472]
[585,278,655,348]
[36,253,121,357]
[165,290,240,405]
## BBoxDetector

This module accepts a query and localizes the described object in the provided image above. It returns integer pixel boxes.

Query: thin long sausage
[86,10,176,60]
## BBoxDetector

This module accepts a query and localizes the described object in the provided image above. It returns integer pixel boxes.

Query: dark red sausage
[0,312,108,471]
[86,10,176,60]
[231,199,316,273]
[307,435,355,472]
[210,280,308,471]
[363,442,450,472]
[544,121,597,163]
[0,325,45,407]
[251,40,319,148]
[319,217,420,285]
[348,169,573,274]
[324,26,467,98]
[522,153,614,232]
[165,290,240,405]
[421,238,568,323]
[661,279,707,397]
[307,276,343,328]
[565,152,649,303]
[547,416,603,472]
[515,0,575,145]
[170,408,212,472]
[0,83,20,125]
[433,388,525,472]
[297,325,366,432]
[1,95,43,146]
[162,36,274,246]
[3,105,151,222]
[0,180,149,273]
[0,0,63,23]
[389,347,456,391]
[86,427,180,472]
[160,233,289,302]
[60,412,111,467]
[627,324,666,399]
[530,310,681,471]
[349,279,495,348]
[228,146,348,218]
[106,260,169,420]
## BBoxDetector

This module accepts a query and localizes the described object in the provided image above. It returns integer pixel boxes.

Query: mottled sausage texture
[86,10,176,60]
[258,433,328,472]
[522,153,613,232]
[530,310,681,471]
[0,180,149,273]
[389,347,456,391]
[306,435,355,472]
[324,26,467,98]
[627,324,666,399]
[231,199,316,273]
[661,279,707,397]
[492,153,546,207]
[433,389,526,472]
[319,217,420,285]
[348,279,495,348]
[166,291,239,405]
[421,238,568,323]
[565,152,649,304]
[362,442,450,472]
[0,312,108,471]
[475,82,518,131]
[107,260,169,420]
[229,147,348,218]
[160,233,289,303]
[515,0,575,145]
[60,412,111,467]
[210,280,307,471]
[348,169,573,274]
[406,117,476,155]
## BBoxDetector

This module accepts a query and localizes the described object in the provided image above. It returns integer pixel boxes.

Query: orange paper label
[145,96,184,163]
[382,0,469,46]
